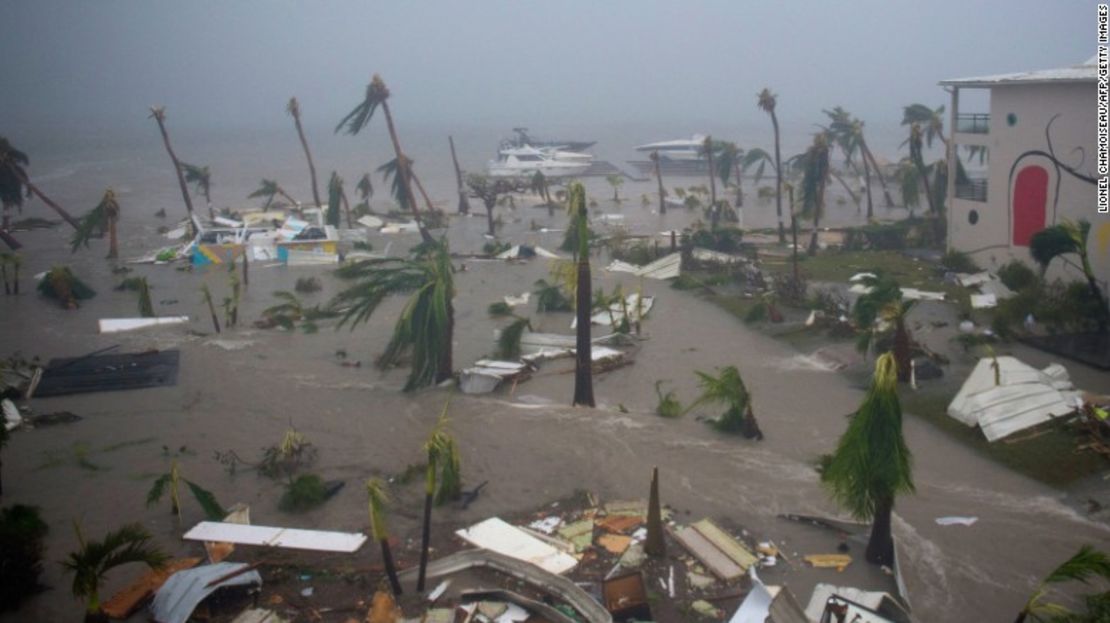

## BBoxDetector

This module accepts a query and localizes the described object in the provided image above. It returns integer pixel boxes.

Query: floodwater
[1,124,1107,621]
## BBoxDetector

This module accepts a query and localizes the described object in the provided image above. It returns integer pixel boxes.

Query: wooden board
[183,522,367,553]
[102,557,201,619]
[673,525,744,581]
[692,519,758,571]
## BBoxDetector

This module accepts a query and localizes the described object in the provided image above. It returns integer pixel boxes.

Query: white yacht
[634,134,708,161]
[487,146,593,178]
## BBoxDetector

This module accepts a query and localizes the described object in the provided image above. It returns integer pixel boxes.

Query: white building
[940,56,1108,287]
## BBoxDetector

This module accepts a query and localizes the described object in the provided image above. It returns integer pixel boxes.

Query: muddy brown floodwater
[2,166,1108,622]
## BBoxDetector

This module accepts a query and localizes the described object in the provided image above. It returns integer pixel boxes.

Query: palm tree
[902,103,947,149]
[757,88,785,242]
[356,172,374,214]
[568,183,595,407]
[378,156,441,226]
[797,133,831,256]
[606,174,624,202]
[148,107,197,227]
[713,141,744,208]
[1030,220,1109,333]
[70,189,121,259]
[448,136,471,214]
[146,458,225,520]
[821,352,914,566]
[894,159,921,216]
[417,406,460,592]
[63,523,168,622]
[332,241,455,391]
[881,299,915,383]
[702,136,721,228]
[180,163,214,220]
[326,172,344,228]
[824,109,875,219]
[644,467,666,557]
[366,478,403,596]
[1014,545,1110,623]
[906,123,938,214]
[0,136,80,232]
[336,74,434,244]
[687,366,762,438]
[286,97,322,207]
[248,179,298,209]
[651,151,666,214]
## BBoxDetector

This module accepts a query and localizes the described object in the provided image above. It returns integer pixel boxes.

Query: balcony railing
[955,178,988,202]
[956,113,990,134]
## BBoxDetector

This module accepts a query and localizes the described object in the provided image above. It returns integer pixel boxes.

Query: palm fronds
[365,478,390,541]
[326,172,343,227]
[533,278,572,312]
[821,353,914,521]
[356,173,374,201]
[336,75,389,136]
[62,522,167,615]
[654,381,682,418]
[70,193,113,252]
[331,242,454,391]
[688,366,751,433]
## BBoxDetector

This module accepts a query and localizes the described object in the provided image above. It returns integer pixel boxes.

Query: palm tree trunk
[438,299,454,383]
[410,171,439,222]
[449,136,470,214]
[380,538,403,596]
[417,491,433,592]
[808,183,824,256]
[830,170,860,207]
[107,215,118,259]
[292,110,322,207]
[734,162,743,208]
[484,200,496,237]
[654,153,666,214]
[913,158,938,215]
[277,189,300,209]
[1079,254,1110,334]
[772,112,785,243]
[862,149,874,219]
[241,250,249,288]
[706,140,719,229]
[18,174,80,230]
[865,496,895,565]
[644,467,665,556]
[380,101,434,245]
[204,188,214,220]
[861,140,895,207]
[573,256,595,407]
[0,228,21,251]
[152,117,197,222]
[206,294,221,333]
[893,317,911,382]
[340,188,353,228]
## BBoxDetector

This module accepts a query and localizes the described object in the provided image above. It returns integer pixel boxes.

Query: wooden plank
[673,525,744,581]
[692,519,758,571]
[102,557,201,619]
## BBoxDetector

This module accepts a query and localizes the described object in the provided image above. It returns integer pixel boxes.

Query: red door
[1012,165,1048,246]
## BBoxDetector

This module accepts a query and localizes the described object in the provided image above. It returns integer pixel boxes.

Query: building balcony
[956,113,990,134]
[955,178,988,202]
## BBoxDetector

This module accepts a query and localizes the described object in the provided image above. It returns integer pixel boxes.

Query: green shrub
[852,274,901,328]
[279,474,329,512]
[0,505,49,611]
[690,226,743,254]
[941,250,979,273]
[997,261,1037,292]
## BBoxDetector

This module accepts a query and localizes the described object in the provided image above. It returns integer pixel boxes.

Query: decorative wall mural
[1007,114,1096,246]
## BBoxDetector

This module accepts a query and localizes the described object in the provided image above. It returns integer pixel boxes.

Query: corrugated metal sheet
[947,356,1080,441]
[182,522,366,552]
[150,563,261,623]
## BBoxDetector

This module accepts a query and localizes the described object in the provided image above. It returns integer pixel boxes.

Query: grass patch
[899,388,1106,487]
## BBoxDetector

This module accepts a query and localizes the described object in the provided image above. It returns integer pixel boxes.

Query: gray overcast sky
[0,1,1097,134]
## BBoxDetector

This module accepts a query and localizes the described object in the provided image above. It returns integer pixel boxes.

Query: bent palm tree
[757,88,785,242]
[902,103,947,149]
[687,366,762,438]
[798,133,831,255]
[906,123,938,214]
[1030,219,1109,333]
[651,151,667,214]
[568,183,595,407]
[287,97,322,207]
[63,523,168,622]
[326,172,344,227]
[449,135,471,214]
[821,353,914,566]
[149,107,196,227]
[714,141,744,208]
[0,136,79,232]
[71,189,121,259]
[180,163,213,219]
[336,74,434,244]
[417,405,461,591]
[332,241,455,391]
[606,174,624,202]
[1014,545,1110,623]
[366,478,403,596]
[248,179,298,209]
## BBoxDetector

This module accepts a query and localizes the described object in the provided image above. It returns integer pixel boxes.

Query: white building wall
[949,81,1108,287]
